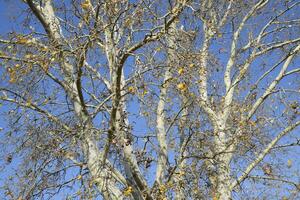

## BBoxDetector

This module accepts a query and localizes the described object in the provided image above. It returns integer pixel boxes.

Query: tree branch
[230,120,300,190]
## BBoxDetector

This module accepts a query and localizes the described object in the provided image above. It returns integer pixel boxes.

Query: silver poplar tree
[0,0,300,199]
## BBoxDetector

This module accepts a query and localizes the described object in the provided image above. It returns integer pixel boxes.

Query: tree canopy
[0,0,300,199]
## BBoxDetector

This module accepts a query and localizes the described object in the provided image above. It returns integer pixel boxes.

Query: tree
[0,0,300,199]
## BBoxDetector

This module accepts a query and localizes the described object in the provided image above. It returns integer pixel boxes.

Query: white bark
[84,136,126,200]
[104,19,150,199]
[225,44,300,193]
[214,125,233,200]
[174,96,189,200]
[214,2,271,199]
[4,1,298,199]
[26,1,126,198]
[247,44,300,120]
[119,75,150,199]
[155,69,171,185]
[154,22,179,185]
[223,0,269,123]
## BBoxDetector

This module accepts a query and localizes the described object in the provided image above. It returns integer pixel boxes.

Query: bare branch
[230,120,300,190]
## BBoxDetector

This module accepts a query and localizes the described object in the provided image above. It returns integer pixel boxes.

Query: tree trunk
[214,122,233,200]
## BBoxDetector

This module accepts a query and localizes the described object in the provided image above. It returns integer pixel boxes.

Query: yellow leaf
[25,97,32,107]
[177,170,185,176]
[287,159,292,168]
[125,18,132,26]
[128,86,135,94]
[88,180,93,188]
[249,120,256,126]
[166,181,174,188]
[7,67,13,73]
[9,77,16,83]
[178,67,184,75]
[189,63,195,68]
[156,47,162,52]
[77,175,82,180]
[8,68,16,83]
[239,121,246,127]
[290,102,298,110]
[199,67,207,74]
[123,186,133,196]
[142,89,148,97]
[41,46,48,51]
[17,37,29,44]
[25,53,33,59]
[177,83,187,92]
[81,0,91,10]
[159,185,167,193]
